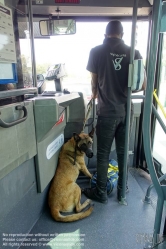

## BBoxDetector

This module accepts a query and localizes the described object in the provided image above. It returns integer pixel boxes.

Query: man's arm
[91,72,98,99]
[86,48,98,98]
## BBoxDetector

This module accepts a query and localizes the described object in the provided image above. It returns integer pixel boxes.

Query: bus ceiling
[16,0,153,17]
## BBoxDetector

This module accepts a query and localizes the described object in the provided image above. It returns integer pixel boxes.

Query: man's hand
[91,93,97,99]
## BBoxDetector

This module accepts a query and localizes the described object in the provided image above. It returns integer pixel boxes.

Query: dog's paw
[87,199,94,207]
[86,199,92,204]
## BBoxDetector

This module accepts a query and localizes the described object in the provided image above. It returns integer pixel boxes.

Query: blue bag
[90,159,119,195]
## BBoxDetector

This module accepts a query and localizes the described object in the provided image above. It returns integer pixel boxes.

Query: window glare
[20,21,149,95]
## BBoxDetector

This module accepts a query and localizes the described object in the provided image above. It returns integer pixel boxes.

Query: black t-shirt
[86,37,142,117]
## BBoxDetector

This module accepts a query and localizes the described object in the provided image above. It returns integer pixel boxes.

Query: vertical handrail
[27,0,37,89]
[120,0,139,205]
[142,0,164,244]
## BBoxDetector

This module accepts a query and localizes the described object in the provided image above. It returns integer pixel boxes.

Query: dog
[48,130,94,222]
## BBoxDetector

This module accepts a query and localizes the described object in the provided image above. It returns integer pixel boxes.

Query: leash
[82,98,93,132]
[73,142,83,165]
[73,144,77,166]
[73,98,94,165]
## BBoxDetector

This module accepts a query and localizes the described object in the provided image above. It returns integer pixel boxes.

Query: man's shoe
[82,187,108,204]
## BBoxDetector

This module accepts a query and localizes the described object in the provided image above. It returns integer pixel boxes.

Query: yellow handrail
[153,89,166,118]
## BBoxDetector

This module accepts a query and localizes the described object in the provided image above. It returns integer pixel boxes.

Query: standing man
[83,20,147,204]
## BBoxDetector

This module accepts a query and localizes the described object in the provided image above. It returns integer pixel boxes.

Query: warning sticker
[46,134,64,160]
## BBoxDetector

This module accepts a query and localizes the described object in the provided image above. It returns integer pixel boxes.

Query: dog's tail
[50,205,94,222]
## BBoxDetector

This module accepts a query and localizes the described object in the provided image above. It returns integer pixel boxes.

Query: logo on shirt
[112,57,123,70]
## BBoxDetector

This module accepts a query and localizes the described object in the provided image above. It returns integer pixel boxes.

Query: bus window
[19,20,149,98]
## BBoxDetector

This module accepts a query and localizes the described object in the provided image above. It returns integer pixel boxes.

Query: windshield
[20,21,149,98]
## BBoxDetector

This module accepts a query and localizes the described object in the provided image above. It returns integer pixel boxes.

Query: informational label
[0,3,16,63]
[46,134,64,160]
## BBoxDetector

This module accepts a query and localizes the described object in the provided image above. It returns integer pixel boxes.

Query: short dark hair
[106,20,123,35]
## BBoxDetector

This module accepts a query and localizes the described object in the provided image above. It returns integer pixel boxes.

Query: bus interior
[0,0,166,248]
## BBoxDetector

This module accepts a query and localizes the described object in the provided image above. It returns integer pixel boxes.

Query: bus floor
[20,158,166,249]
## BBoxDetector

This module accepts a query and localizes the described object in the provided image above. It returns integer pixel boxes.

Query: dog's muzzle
[79,144,93,158]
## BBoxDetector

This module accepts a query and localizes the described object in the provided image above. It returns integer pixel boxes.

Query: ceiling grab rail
[119,0,139,205]
[142,0,164,246]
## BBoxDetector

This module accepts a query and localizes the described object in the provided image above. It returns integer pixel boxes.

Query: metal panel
[31,0,151,7]
[0,88,37,99]
[33,94,79,142]
[17,0,152,17]
[0,158,49,243]
[0,158,36,219]
[32,6,151,17]
[67,92,88,123]
[33,97,65,192]
[33,94,80,192]
[0,101,37,180]
[35,122,66,193]
[33,98,60,142]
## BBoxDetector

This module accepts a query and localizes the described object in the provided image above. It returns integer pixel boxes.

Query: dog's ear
[73,132,81,142]
[89,127,95,138]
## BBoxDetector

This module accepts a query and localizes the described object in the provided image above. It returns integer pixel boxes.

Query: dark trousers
[96,115,133,192]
